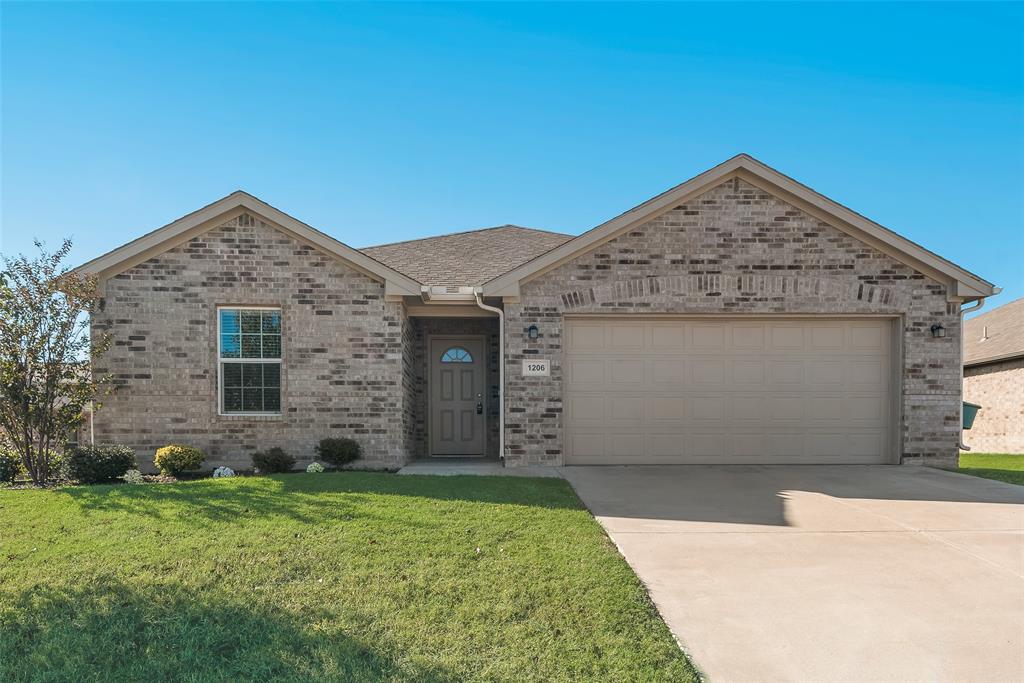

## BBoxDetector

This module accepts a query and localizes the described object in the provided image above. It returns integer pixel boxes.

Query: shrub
[153,444,205,475]
[121,469,144,485]
[212,466,236,478]
[315,438,361,467]
[251,447,295,474]
[306,461,325,473]
[0,448,21,484]
[67,444,137,484]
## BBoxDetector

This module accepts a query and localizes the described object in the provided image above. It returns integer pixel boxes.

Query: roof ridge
[359,224,572,251]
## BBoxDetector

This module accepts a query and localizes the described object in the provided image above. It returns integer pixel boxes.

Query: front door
[430,336,486,456]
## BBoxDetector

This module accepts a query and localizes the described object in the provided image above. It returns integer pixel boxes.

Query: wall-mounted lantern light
[527,325,539,340]
[930,323,946,338]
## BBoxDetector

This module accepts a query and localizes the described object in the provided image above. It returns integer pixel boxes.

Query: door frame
[427,334,487,457]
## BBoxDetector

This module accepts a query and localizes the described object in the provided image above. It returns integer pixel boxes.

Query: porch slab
[396,460,563,478]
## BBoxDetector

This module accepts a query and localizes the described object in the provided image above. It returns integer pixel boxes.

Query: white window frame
[216,305,283,416]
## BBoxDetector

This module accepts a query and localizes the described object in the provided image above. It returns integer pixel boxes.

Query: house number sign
[522,359,550,377]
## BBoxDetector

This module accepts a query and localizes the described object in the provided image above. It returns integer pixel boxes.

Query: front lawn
[958,453,1024,486]
[0,473,696,682]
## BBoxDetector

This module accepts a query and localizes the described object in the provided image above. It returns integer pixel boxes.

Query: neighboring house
[78,155,996,471]
[963,297,1024,454]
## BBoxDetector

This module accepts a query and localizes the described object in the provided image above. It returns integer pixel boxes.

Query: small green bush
[0,448,22,484]
[251,447,295,474]
[315,438,361,467]
[67,444,137,484]
[153,444,205,475]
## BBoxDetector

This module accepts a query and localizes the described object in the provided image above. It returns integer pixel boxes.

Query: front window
[219,307,281,414]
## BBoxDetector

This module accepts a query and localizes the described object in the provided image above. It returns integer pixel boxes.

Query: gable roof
[964,297,1024,367]
[75,191,423,297]
[361,225,573,287]
[481,154,997,302]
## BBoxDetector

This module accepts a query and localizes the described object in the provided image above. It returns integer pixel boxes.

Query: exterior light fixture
[930,323,946,338]
[527,325,539,340]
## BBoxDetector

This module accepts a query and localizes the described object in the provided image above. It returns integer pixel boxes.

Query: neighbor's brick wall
[963,359,1024,454]
[92,212,411,471]
[504,177,961,467]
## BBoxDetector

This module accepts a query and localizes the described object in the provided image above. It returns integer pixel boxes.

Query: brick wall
[92,213,411,471]
[505,178,961,467]
[963,359,1024,454]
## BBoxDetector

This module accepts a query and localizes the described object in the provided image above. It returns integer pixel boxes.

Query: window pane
[241,311,262,333]
[263,364,280,387]
[440,347,473,363]
[264,386,281,411]
[223,363,242,387]
[262,311,281,334]
[220,309,240,334]
[223,388,243,412]
[220,334,240,358]
[241,363,263,388]
[241,334,262,358]
[243,388,263,412]
[263,334,281,359]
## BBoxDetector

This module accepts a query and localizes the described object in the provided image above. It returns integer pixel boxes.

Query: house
[963,297,1024,453]
[78,154,996,471]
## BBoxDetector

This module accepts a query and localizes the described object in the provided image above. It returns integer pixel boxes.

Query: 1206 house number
[522,359,550,377]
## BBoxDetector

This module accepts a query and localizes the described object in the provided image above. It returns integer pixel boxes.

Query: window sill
[217,413,285,421]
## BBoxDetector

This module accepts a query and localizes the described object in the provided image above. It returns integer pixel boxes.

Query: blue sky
[2,2,1022,310]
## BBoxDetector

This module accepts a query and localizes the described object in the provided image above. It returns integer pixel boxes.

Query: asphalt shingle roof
[964,297,1024,366]
[360,225,574,287]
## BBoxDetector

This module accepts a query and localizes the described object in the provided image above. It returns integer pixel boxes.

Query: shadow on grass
[957,467,1024,486]
[55,472,582,526]
[0,577,457,683]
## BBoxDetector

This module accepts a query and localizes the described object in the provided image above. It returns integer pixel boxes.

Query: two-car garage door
[563,317,896,465]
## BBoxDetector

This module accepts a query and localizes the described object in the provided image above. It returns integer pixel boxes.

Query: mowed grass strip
[0,472,696,682]
[958,452,1024,486]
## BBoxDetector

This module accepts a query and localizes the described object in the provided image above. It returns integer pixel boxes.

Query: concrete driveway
[561,465,1024,682]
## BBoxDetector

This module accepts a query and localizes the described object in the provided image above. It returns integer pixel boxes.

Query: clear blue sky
[2,2,1022,310]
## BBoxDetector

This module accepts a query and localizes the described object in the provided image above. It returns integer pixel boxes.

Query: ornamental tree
[0,240,111,484]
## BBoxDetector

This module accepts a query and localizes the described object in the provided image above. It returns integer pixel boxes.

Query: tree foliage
[0,240,111,484]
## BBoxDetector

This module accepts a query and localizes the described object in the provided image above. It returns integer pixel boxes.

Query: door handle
[476,402,483,415]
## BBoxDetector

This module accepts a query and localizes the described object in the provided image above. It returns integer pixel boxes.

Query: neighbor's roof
[964,297,1024,367]
[360,226,573,287]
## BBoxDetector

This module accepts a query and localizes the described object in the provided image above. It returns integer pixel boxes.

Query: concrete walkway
[396,460,563,478]
[561,465,1024,683]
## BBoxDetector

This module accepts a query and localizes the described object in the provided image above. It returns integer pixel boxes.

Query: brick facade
[504,178,961,467]
[963,359,1024,454]
[92,177,969,471]
[93,213,410,471]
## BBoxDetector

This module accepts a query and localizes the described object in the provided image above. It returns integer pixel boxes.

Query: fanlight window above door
[440,347,473,363]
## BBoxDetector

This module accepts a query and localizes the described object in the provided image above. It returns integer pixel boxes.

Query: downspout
[474,290,504,462]
[958,297,987,451]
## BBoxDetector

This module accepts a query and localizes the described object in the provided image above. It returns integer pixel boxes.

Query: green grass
[958,453,1024,486]
[0,473,696,682]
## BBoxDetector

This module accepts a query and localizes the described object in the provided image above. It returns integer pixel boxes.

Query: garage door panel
[649,323,686,350]
[691,324,727,349]
[692,359,726,385]
[564,318,893,465]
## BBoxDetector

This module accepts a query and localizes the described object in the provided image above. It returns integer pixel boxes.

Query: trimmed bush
[306,461,325,473]
[0,448,21,484]
[251,447,295,474]
[67,444,137,484]
[316,438,361,467]
[153,444,205,475]
[121,469,144,484]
